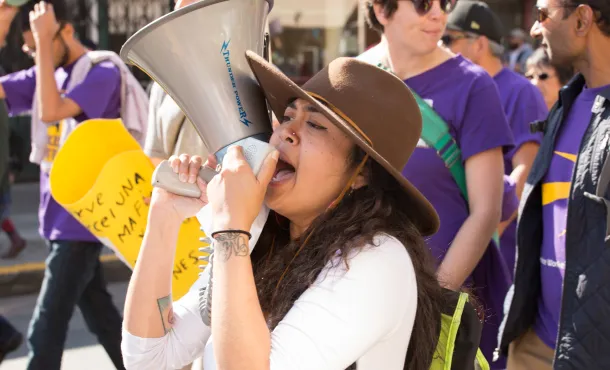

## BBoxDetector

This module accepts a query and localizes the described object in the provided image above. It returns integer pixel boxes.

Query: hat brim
[245,51,440,236]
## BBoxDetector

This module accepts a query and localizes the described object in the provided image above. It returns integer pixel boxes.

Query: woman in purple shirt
[361,0,514,366]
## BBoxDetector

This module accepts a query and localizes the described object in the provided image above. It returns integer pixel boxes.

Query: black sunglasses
[525,72,554,81]
[441,33,476,46]
[402,0,457,16]
[535,5,578,23]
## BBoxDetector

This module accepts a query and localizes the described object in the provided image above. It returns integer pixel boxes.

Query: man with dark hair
[497,0,610,369]
[444,0,548,286]
[0,1,128,369]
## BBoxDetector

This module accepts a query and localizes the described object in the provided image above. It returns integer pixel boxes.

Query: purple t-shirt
[534,84,610,349]
[402,55,514,261]
[493,68,548,277]
[1,58,121,242]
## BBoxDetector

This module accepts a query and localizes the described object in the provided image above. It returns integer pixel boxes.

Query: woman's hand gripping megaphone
[152,157,219,198]
[151,138,278,198]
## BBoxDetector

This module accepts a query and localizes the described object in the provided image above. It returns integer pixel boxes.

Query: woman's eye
[281,116,292,123]
[307,121,327,130]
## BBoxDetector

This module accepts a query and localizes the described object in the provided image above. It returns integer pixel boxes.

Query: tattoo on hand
[214,233,249,262]
[157,295,174,335]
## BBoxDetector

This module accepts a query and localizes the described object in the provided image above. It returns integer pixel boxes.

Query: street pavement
[0,183,203,369]
[1,282,128,369]
[0,183,133,369]
[0,183,131,297]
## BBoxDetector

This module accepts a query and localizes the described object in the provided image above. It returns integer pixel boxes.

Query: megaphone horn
[120,0,276,198]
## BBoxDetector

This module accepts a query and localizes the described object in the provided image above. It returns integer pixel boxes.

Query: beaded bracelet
[211,229,252,240]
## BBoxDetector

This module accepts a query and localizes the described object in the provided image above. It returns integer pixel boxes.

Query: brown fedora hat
[245,51,439,236]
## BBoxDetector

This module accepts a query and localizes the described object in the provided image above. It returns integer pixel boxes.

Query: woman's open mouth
[271,158,295,184]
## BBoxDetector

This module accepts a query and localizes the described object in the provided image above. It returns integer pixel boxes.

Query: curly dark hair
[250,146,444,370]
[365,0,399,33]
[562,0,610,36]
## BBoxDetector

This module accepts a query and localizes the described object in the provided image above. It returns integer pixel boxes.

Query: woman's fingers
[257,150,279,186]
[178,154,190,182]
[204,154,218,171]
[188,155,203,184]
[222,146,248,172]
[169,155,181,173]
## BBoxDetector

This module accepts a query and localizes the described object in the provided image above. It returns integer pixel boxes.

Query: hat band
[306,92,373,147]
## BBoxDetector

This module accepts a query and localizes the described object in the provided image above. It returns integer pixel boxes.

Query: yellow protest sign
[50,119,208,301]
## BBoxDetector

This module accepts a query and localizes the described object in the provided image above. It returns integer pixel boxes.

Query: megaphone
[120,0,275,197]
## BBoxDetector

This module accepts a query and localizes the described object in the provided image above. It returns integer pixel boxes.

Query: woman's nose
[427,1,443,19]
[279,124,299,145]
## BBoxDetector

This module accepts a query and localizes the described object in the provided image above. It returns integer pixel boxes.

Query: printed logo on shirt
[540,257,565,269]
[541,150,577,249]
[541,151,576,207]
[43,120,64,169]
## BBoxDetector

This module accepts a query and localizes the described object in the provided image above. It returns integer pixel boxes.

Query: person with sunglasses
[497,1,610,369]
[360,0,514,366]
[444,1,548,287]
[0,1,133,369]
[525,47,575,110]
[506,29,534,75]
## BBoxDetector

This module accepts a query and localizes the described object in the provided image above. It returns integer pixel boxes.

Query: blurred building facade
[1,0,536,181]
[2,0,538,86]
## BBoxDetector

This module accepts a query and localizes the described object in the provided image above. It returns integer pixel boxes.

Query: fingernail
[172,165,178,174]
[272,150,279,160]
[189,174,196,183]
[179,173,187,182]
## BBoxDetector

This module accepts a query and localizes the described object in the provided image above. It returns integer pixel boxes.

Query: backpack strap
[375,61,500,246]
[443,291,468,367]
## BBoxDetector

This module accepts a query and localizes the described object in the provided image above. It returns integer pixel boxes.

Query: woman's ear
[352,171,369,190]
[373,3,390,28]
[60,23,75,40]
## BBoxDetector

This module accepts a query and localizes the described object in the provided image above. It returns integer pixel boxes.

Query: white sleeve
[120,205,270,369]
[269,235,417,370]
[121,267,212,370]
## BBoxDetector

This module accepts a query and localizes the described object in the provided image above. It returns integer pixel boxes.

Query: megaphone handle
[151,160,218,198]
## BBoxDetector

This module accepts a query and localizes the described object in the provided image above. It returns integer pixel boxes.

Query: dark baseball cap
[446,0,504,45]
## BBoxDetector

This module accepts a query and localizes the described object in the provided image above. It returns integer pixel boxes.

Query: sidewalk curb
[0,255,132,298]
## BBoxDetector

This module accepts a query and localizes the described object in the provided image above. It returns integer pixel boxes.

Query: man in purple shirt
[444,1,549,279]
[0,1,124,369]
[497,0,610,369]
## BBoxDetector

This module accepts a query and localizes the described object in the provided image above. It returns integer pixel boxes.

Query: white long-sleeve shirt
[122,206,418,370]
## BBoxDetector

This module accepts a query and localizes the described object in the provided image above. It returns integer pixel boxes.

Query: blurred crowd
[1,0,609,369]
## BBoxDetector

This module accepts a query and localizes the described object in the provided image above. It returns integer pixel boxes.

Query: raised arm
[28,3,85,122]
[122,155,211,369]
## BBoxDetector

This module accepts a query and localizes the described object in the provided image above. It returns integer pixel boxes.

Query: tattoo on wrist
[157,295,174,335]
[214,232,249,262]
